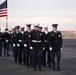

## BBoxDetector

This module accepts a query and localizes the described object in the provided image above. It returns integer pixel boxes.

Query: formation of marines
[0,23,62,71]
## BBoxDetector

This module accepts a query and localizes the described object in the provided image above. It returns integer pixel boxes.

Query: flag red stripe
[0,9,7,17]
[0,15,7,17]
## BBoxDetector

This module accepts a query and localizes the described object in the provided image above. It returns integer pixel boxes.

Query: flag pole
[6,15,8,29]
[6,0,8,29]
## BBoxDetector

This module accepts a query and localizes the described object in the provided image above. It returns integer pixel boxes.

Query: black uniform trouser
[4,42,9,56]
[0,43,2,56]
[18,43,23,64]
[23,47,26,64]
[30,50,33,67]
[42,44,51,66]
[13,46,19,63]
[25,46,30,67]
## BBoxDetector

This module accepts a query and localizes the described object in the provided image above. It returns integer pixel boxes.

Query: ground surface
[0,39,76,75]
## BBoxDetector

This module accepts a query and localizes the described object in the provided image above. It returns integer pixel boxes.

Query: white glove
[30,46,33,50]
[24,44,27,47]
[49,47,52,51]
[43,47,45,50]
[17,44,20,47]
[6,40,8,43]
[13,44,15,47]
[61,48,62,50]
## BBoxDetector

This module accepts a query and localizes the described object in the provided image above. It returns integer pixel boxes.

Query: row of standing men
[0,23,62,71]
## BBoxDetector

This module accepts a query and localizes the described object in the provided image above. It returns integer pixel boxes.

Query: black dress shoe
[38,67,42,71]
[48,64,50,67]
[57,67,61,71]
[34,68,37,71]
[15,61,17,64]
[43,65,46,67]
[27,66,30,68]
[7,54,9,57]
[19,63,21,65]
[0,55,2,57]
[52,68,56,70]
[4,55,6,57]
[48,64,52,68]
[23,63,26,65]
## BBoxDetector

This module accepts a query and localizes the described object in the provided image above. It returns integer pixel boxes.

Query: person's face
[15,29,19,32]
[27,26,31,31]
[39,29,42,32]
[53,27,57,31]
[44,27,48,31]
[21,28,24,31]
[12,30,14,32]
[34,26,39,31]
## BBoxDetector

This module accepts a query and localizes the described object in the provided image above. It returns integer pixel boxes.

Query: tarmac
[0,38,76,75]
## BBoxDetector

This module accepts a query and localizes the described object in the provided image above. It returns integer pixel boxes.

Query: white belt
[18,40,22,42]
[32,40,41,43]
[45,40,48,42]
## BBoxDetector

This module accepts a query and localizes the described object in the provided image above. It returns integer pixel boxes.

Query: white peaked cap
[44,25,48,28]
[33,23,40,27]
[20,26,24,28]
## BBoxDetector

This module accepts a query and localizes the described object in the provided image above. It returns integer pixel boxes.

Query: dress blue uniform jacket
[48,31,62,51]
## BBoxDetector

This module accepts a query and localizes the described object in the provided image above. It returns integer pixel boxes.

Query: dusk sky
[0,0,76,31]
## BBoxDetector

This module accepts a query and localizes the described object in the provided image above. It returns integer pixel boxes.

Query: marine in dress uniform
[10,28,15,51]
[42,26,52,67]
[20,27,25,65]
[3,29,11,56]
[12,26,20,63]
[0,28,4,57]
[18,27,24,65]
[30,23,44,71]
[48,24,62,70]
[23,24,31,67]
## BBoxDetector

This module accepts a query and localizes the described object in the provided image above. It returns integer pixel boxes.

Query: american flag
[0,0,7,17]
